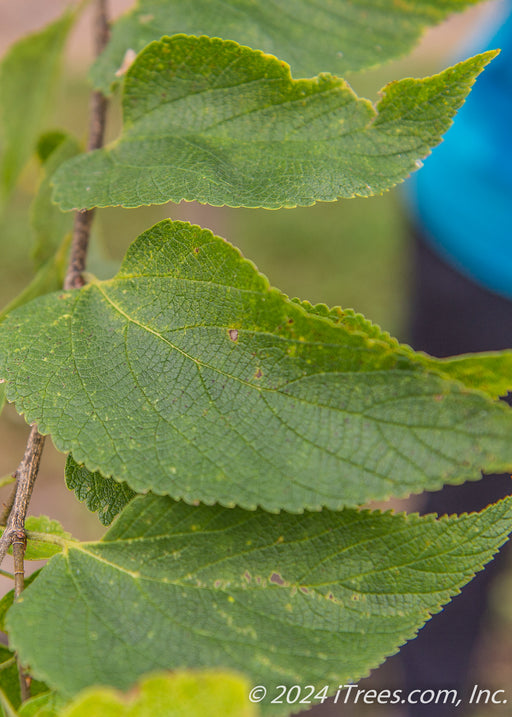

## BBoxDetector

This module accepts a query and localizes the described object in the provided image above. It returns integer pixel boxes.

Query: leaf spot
[228,329,238,342]
[270,572,285,585]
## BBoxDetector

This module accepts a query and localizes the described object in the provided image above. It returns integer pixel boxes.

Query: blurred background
[0,1,511,715]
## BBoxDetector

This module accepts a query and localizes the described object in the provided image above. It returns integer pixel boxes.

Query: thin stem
[12,534,29,700]
[17,663,31,703]
[13,537,26,599]
[0,427,45,567]
[0,0,110,559]
[0,427,45,703]
[64,0,110,291]
[64,210,95,290]
[0,0,111,701]
[0,0,110,563]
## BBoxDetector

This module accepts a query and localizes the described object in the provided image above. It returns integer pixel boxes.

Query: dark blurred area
[0,2,511,715]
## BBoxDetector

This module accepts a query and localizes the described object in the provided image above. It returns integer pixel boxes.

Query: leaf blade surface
[53,37,495,210]
[62,671,256,717]
[65,456,135,526]
[1,220,512,510]
[90,0,484,93]
[7,494,512,710]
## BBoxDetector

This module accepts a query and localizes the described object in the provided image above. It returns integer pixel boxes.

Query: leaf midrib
[92,282,501,442]
[95,281,381,394]
[69,535,483,603]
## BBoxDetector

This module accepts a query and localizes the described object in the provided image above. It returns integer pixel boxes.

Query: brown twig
[12,533,30,701]
[0,0,111,701]
[0,427,45,567]
[0,426,44,694]
[0,427,45,704]
[64,0,110,291]
[1,0,111,561]
[13,538,26,600]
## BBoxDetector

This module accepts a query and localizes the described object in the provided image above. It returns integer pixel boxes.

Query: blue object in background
[406,0,512,299]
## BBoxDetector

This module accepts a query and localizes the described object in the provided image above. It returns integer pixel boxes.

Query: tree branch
[0,0,111,700]
[64,0,110,291]
[0,427,45,566]
[1,0,111,570]
[0,0,111,559]
[0,426,44,696]
[12,533,30,702]
[0,0,111,568]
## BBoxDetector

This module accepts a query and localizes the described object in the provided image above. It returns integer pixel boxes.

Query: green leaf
[0,648,21,712]
[0,518,72,562]
[31,134,81,269]
[0,646,48,712]
[61,671,256,717]
[0,9,76,198]
[23,516,73,560]
[1,672,256,717]
[53,37,495,211]
[29,129,117,279]
[36,131,70,164]
[0,688,18,717]
[18,692,63,717]
[0,385,5,417]
[292,299,402,349]
[295,300,512,400]
[3,220,512,511]
[90,0,484,94]
[423,353,512,400]
[7,494,512,709]
[65,456,136,526]
[0,234,71,325]
[0,572,40,634]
